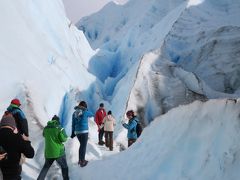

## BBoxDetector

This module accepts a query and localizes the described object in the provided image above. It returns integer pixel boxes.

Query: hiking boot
[98,141,104,145]
[79,160,88,167]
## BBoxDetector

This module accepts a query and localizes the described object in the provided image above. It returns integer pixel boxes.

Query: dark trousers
[2,175,21,180]
[37,155,69,180]
[104,131,113,150]
[77,133,88,161]
[1,165,22,180]
[2,174,21,180]
[98,127,104,143]
[128,139,136,147]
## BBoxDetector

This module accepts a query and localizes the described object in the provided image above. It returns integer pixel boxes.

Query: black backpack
[135,121,143,138]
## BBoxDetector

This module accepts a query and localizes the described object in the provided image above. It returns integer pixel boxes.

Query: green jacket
[43,120,68,158]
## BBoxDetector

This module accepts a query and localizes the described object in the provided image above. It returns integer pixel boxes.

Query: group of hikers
[0,99,142,180]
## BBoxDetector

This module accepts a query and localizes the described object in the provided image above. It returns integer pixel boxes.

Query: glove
[70,131,76,139]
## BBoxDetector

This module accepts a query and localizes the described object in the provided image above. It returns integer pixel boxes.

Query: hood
[74,106,86,111]
[7,104,20,112]
[107,115,114,121]
[46,120,59,127]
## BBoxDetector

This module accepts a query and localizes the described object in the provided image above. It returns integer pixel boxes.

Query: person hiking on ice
[122,110,139,147]
[6,98,29,137]
[71,101,94,167]
[103,111,116,151]
[0,113,34,180]
[95,103,106,145]
[37,115,69,180]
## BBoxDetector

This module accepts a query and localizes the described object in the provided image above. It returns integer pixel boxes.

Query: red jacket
[95,108,106,126]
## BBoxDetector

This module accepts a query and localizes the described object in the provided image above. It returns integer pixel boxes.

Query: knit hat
[0,114,17,129]
[11,98,21,106]
[52,115,60,122]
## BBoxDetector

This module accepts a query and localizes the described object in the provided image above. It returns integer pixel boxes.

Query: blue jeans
[77,133,88,161]
[37,155,69,180]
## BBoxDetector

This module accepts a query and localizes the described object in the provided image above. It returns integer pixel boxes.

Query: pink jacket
[103,115,116,132]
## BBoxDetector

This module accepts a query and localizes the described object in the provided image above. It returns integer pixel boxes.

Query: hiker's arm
[71,114,76,138]
[72,114,75,132]
[122,123,129,129]
[95,112,100,125]
[87,110,94,118]
[16,110,29,136]
[59,128,68,142]
[21,119,29,136]
[19,136,35,158]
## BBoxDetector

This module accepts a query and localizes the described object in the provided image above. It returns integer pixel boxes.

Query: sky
[62,0,128,23]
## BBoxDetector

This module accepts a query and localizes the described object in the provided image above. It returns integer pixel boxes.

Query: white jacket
[103,115,116,132]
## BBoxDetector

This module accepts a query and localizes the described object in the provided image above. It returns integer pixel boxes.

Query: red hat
[11,98,21,106]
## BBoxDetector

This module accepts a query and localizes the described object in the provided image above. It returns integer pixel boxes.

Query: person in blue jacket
[122,110,139,147]
[71,101,94,167]
[6,98,29,137]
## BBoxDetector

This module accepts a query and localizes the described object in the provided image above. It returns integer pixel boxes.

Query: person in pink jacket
[103,111,116,151]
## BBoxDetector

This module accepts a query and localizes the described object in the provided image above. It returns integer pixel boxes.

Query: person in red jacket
[95,103,106,145]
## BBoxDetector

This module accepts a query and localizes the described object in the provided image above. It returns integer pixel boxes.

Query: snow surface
[74,99,240,180]
[0,0,240,179]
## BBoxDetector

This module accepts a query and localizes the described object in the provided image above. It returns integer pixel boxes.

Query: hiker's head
[107,111,112,115]
[0,114,17,130]
[99,103,104,108]
[11,98,21,107]
[79,101,87,109]
[126,110,134,119]
[52,115,60,122]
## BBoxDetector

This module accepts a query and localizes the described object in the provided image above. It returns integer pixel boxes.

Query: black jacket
[0,128,34,179]
[7,105,29,136]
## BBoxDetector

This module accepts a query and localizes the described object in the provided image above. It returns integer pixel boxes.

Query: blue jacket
[123,117,138,140]
[7,104,29,136]
[72,106,94,134]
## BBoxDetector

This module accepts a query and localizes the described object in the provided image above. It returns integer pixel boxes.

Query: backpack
[1,111,15,122]
[135,121,143,138]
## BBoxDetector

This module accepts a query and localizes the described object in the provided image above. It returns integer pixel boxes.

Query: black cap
[52,115,60,122]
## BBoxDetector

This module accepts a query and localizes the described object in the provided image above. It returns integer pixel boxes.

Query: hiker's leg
[128,139,136,147]
[56,155,69,180]
[78,133,88,161]
[37,158,54,180]
[109,132,113,151]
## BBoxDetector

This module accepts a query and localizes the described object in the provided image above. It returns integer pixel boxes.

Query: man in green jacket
[37,115,69,180]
